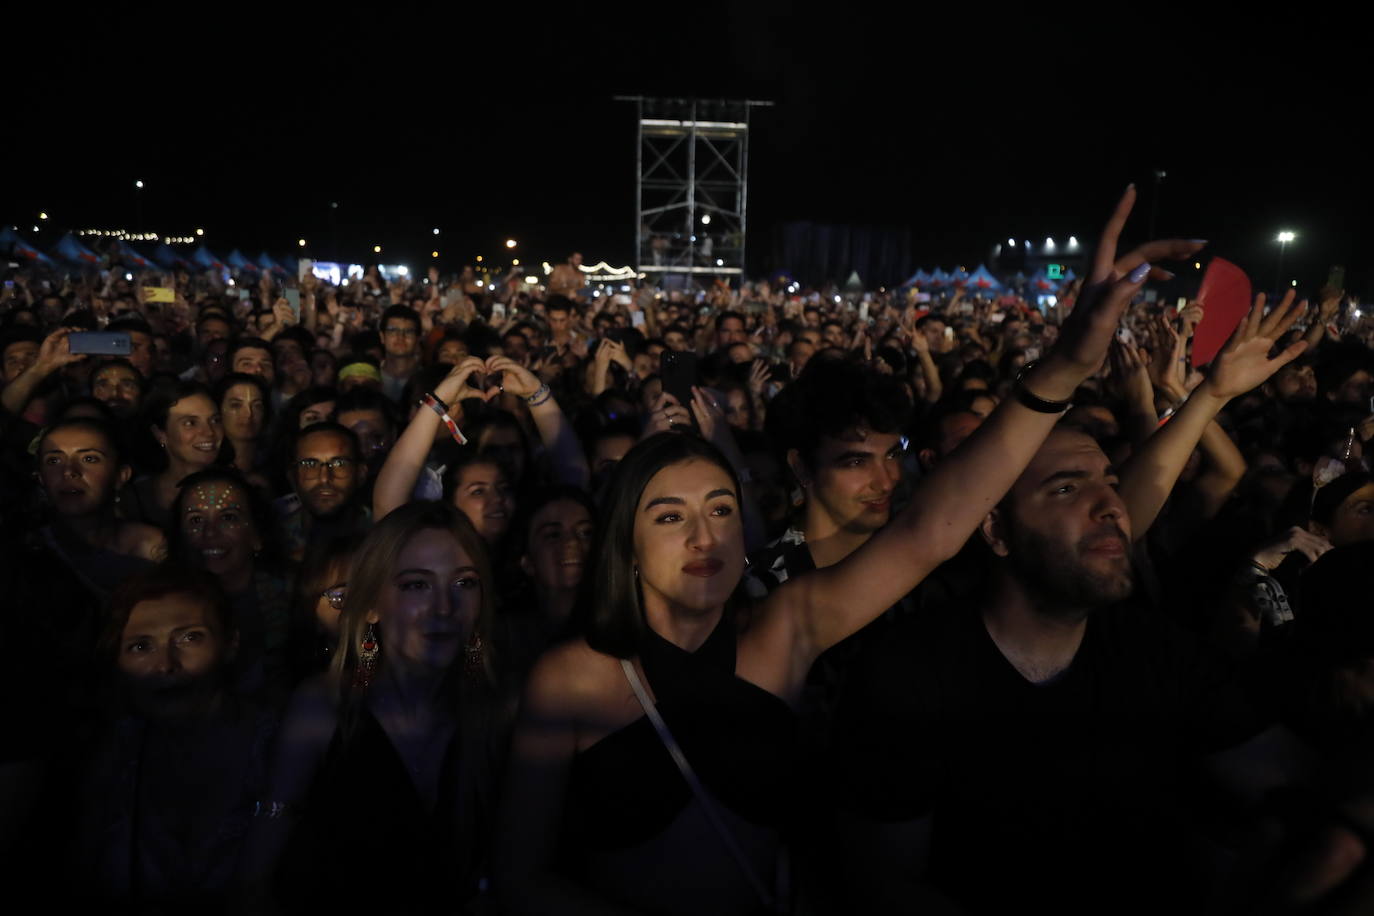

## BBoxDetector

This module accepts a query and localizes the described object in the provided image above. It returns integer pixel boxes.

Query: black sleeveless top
[276,702,492,914]
[563,614,799,851]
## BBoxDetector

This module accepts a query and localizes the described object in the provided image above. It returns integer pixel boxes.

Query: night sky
[7,9,1367,294]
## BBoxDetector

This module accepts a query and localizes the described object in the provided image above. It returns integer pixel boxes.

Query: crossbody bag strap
[620,657,777,910]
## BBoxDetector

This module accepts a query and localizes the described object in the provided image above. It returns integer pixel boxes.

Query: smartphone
[238,288,252,301]
[284,288,301,321]
[858,302,870,322]
[631,309,646,329]
[660,350,701,431]
[491,303,507,322]
[69,331,132,356]
[145,286,175,303]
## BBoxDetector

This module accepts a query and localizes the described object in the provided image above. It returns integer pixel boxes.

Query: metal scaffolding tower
[619,97,771,283]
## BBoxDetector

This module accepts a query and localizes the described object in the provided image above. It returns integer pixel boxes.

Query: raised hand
[36,327,86,374]
[434,356,491,406]
[1202,289,1308,400]
[484,355,541,399]
[642,392,692,438]
[747,358,770,398]
[1252,526,1332,571]
[1045,186,1204,391]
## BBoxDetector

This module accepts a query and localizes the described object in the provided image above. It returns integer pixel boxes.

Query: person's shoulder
[523,638,623,714]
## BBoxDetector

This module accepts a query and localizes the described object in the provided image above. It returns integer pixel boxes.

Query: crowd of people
[3,186,1374,914]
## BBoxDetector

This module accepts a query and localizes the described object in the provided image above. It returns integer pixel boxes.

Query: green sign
[1046,263,1063,280]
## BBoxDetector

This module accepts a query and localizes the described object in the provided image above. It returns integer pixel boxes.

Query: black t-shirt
[833,599,1270,914]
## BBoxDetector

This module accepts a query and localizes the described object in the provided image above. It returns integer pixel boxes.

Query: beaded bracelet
[526,383,552,407]
[421,392,468,445]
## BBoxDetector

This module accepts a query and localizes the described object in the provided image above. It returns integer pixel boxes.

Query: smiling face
[451,462,515,543]
[180,480,261,584]
[156,393,223,470]
[40,426,127,517]
[797,428,904,537]
[523,499,594,593]
[988,429,1133,616]
[372,528,482,673]
[632,458,745,617]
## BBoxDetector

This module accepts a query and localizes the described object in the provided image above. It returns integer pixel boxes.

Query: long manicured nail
[1156,269,1176,280]
[1128,263,1152,283]
[1126,183,1136,192]
[1187,239,1208,244]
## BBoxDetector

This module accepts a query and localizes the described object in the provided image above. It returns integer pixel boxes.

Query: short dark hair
[295,421,362,462]
[765,358,912,470]
[145,380,217,431]
[715,310,745,330]
[585,433,740,658]
[93,356,146,387]
[229,337,272,364]
[101,565,234,668]
[380,305,421,332]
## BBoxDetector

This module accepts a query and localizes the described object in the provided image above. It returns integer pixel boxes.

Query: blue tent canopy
[55,233,101,266]
[928,268,950,288]
[150,243,190,270]
[191,245,226,271]
[0,227,55,265]
[258,252,290,276]
[902,268,932,288]
[226,249,257,272]
[949,267,970,288]
[965,264,1001,293]
[115,241,155,270]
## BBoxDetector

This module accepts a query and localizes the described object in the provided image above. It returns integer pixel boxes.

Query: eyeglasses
[383,326,418,337]
[321,584,348,609]
[296,456,356,476]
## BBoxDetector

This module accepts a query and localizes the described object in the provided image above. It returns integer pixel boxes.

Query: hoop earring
[354,622,379,689]
[464,630,485,679]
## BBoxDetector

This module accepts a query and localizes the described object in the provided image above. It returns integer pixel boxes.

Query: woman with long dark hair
[494,190,1203,913]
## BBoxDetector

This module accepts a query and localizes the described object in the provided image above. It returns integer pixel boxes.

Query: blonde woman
[243,502,501,914]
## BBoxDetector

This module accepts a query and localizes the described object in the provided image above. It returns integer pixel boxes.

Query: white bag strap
[620,657,777,910]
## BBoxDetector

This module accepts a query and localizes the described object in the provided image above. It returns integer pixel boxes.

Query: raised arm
[486,355,590,490]
[1116,290,1307,537]
[372,356,486,518]
[766,187,1205,663]
[1,327,82,417]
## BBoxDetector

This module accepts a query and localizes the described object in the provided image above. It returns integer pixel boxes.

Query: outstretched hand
[1047,186,1205,388]
[434,356,491,406]
[1202,289,1308,400]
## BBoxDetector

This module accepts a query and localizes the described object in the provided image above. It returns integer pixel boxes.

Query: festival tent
[150,243,191,270]
[226,249,258,273]
[0,227,55,265]
[965,264,1001,292]
[1062,268,1077,283]
[191,245,226,271]
[949,267,970,289]
[1029,268,1058,293]
[114,240,156,270]
[841,270,864,294]
[928,268,951,288]
[901,268,932,289]
[54,233,101,266]
[259,252,291,276]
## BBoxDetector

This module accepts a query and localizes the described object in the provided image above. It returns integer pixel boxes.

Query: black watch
[1012,361,1073,414]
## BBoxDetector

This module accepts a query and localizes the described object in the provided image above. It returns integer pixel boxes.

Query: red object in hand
[1192,258,1252,368]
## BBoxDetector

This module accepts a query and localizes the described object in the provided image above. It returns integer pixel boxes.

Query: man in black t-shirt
[834,428,1290,914]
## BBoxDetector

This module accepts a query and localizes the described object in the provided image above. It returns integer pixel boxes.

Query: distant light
[228,278,235,286]
[297,239,306,247]
[1355,309,1364,319]
[38,212,48,220]
[331,201,339,209]
[1194,262,1201,269]
[432,228,440,235]
[1277,231,1296,243]
[476,280,485,288]
[1291,279,1298,287]
[690,235,697,242]
[32,225,39,232]
[1024,241,1031,248]
[196,228,204,236]
[525,276,538,284]
[397,266,409,277]
[701,214,711,225]
[512,259,520,266]
[135,180,144,189]
[716,258,724,266]
[431,250,439,258]
[1045,236,1055,247]
[1068,236,1079,247]
[124,273,133,281]
[505,239,516,249]
[373,245,382,253]
[476,255,483,263]
[1008,238,1015,246]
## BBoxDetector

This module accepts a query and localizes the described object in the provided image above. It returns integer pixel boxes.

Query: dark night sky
[6,8,1367,294]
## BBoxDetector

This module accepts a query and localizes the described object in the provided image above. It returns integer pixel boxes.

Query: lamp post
[1276,231,1296,293]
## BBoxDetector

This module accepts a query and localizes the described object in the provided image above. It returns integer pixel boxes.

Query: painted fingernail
[1187,239,1208,245]
[1126,183,1136,192]
[1128,263,1151,283]
[1157,269,1176,280]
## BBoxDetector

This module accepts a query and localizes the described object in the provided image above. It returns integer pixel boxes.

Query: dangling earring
[354,622,379,689]
[464,630,484,679]
[634,566,640,580]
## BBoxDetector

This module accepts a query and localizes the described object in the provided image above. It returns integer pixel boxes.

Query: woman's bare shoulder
[523,638,625,713]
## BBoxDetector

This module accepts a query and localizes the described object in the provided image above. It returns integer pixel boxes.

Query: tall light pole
[1276,230,1296,292]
